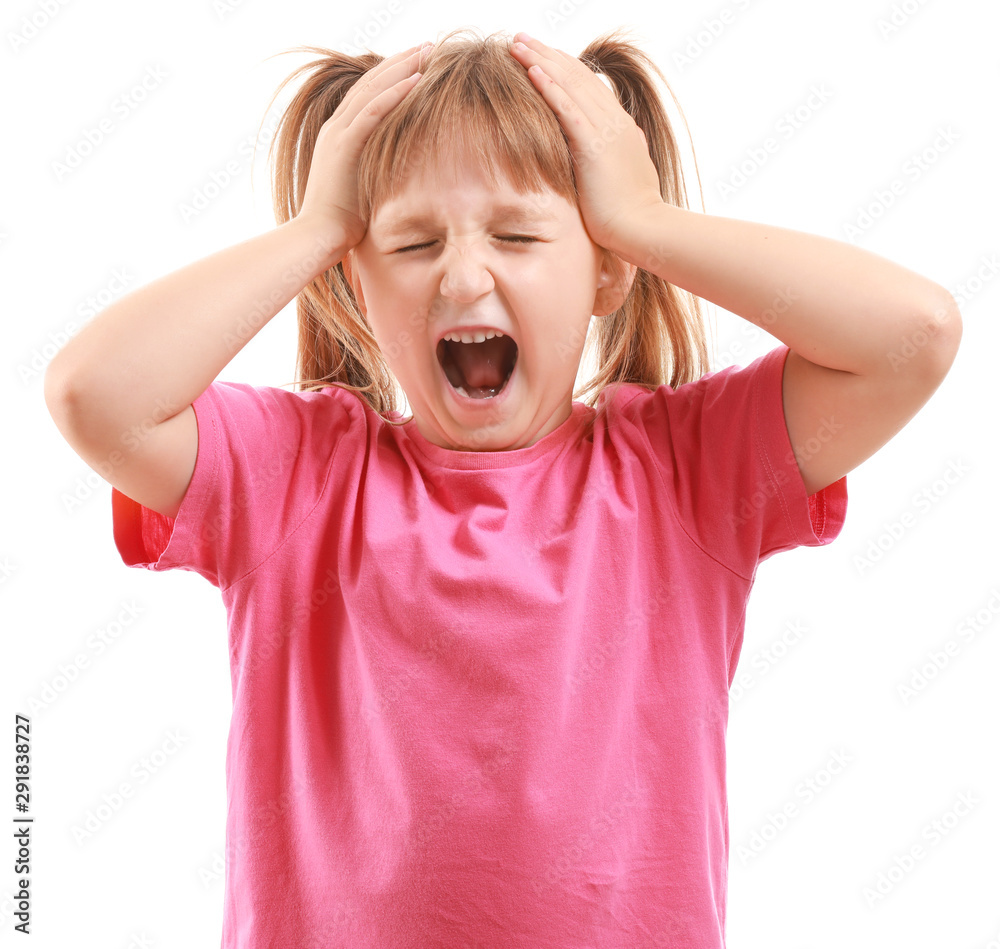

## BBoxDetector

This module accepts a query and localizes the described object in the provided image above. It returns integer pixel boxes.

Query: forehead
[374,199,563,237]
[369,138,572,234]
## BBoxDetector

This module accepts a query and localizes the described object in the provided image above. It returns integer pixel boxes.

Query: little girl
[44,26,961,949]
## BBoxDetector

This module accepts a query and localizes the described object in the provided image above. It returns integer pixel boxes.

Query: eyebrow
[378,204,558,237]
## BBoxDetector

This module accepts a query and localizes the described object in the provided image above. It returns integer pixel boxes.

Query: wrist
[612,201,684,280]
[288,214,351,273]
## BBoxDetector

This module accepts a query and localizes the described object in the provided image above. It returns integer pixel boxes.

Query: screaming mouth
[436,333,518,399]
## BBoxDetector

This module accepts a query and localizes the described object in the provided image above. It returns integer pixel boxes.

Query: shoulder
[199,379,370,435]
[190,380,375,505]
[598,346,786,438]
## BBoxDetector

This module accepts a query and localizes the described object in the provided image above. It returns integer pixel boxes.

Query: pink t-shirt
[112,343,847,948]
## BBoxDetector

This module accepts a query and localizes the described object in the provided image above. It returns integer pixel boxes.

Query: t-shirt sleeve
[626,343,848,579]
[111,380,353,590]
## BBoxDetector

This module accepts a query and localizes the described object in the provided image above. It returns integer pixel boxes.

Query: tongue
[451,337,508,389]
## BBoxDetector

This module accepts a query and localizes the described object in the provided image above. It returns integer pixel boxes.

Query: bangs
[356,29,579,223]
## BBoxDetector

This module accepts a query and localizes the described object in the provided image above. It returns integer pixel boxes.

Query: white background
[3,0,998,946]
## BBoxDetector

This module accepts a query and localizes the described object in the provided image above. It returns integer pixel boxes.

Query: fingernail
[515,31,532,43]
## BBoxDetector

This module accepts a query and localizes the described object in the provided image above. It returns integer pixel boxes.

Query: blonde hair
[263,26,713,433]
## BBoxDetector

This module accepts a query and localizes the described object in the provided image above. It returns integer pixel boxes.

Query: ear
[592,251,638,317]
[341,250,367,315]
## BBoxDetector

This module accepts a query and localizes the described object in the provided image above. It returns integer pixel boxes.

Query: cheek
[540,245,600,295]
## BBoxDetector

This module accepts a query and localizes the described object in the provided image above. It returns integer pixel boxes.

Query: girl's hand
[508,33,663,257]
[297,42,431,251]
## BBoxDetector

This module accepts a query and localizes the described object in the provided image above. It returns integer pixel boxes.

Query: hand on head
[508,33,662,258]
[296,41,432,251]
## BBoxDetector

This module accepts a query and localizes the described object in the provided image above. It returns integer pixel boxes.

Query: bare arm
[44,216,347,517]
[46,215,344,430]
[44,42,427,519]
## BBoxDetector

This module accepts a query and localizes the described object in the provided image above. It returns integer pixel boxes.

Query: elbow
[43,357,72,421]
[929,287,962,345]
[878,293,961,380]
[911,292,962,379]
[43,356,90,435]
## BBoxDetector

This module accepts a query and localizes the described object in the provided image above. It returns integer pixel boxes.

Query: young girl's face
[344,146,629,452]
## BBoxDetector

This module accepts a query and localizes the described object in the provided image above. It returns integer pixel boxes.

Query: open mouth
[436,333,519,400]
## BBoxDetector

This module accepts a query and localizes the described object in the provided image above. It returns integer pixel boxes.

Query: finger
[510,36,614,117]
[518,56,595,144]
[520,36,580,73]
[516,35,619,113]
[351,44,425,96]
[339,44,427,119]
[511,44,606,138]
[353,69,423,133]
[511,35,588,86]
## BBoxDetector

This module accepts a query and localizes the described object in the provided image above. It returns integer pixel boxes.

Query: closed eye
[395,236,539,253]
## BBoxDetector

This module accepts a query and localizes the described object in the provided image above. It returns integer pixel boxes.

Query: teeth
[454,384,500,399]
[443,329,505,344]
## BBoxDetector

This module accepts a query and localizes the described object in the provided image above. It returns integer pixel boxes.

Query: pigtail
[574,28,714,417]
[262,45,408,419]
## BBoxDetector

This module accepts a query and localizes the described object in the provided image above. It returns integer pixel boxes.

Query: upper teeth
[442,330,506,344]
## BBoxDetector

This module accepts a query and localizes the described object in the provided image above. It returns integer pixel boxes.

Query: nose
[438,242,496,303]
